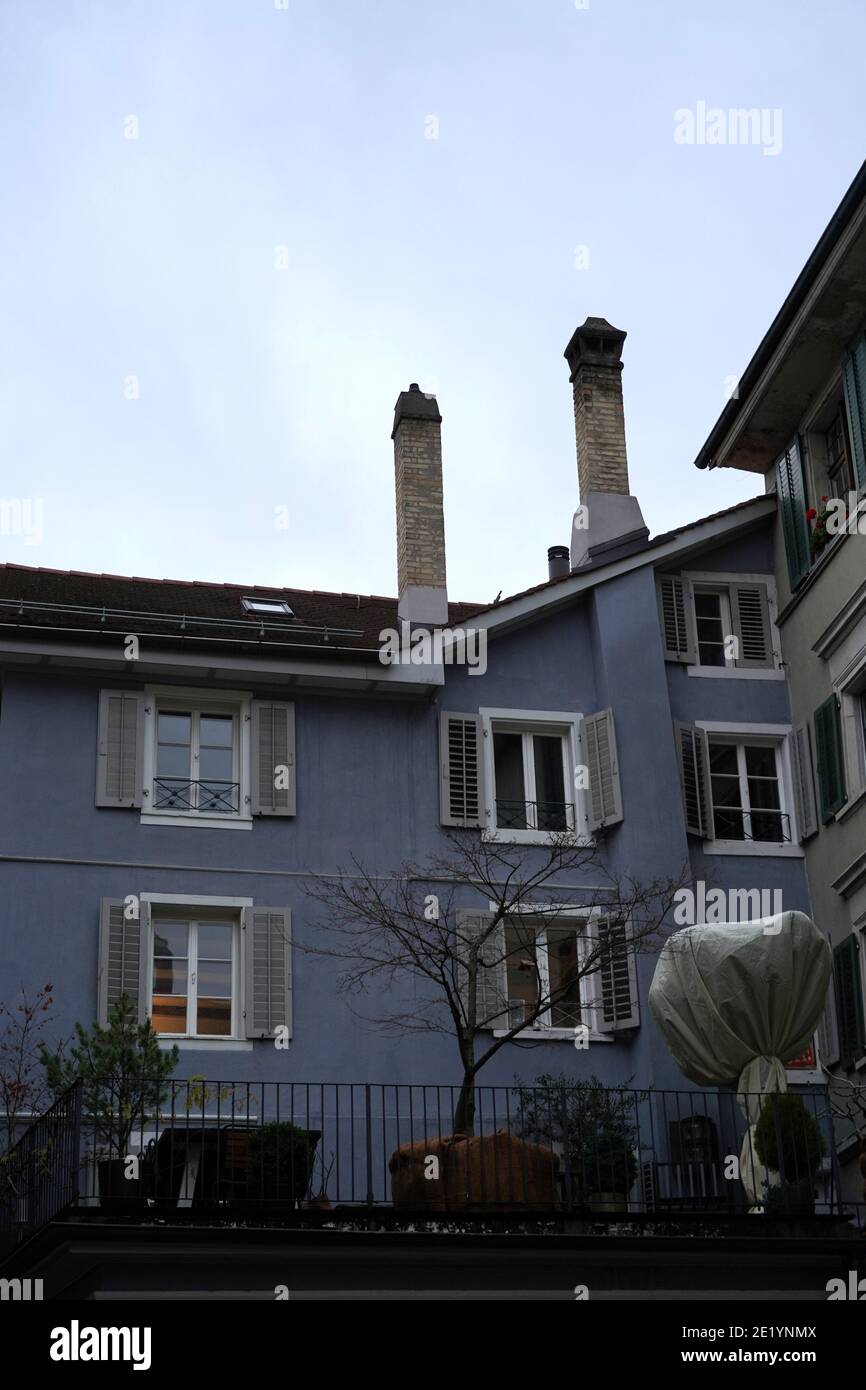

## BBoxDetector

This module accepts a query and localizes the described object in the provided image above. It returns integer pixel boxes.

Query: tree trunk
[454,1071,476,1136]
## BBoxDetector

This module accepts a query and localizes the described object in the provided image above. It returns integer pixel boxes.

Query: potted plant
[582,1128,638,1212]
[805,497,831,556]
[514,1072,642,1210]
[40,996,178,1211]
[302,1149,335,1211]
[244,1121,318,1204]
[754,1093,826,1216]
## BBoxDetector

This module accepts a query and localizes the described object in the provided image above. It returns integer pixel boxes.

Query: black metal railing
[1,1080,859,1239]
[495,799,575,833]
[711,808,792,844]
[0,1081,81,1246]
[152,779,240,814]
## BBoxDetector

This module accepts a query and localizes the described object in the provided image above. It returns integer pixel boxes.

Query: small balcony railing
[152,779,240,814]
[495,799,575,833]
[711,808,792,844]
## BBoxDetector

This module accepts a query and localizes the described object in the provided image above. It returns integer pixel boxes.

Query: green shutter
[833,936,865,1068]
[776,437,810,591]
[842,335,866,489]
[814,695,846,822]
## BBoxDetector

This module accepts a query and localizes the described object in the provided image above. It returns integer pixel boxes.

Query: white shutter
[657,575,696,663]
[97,896,148,1025]
[439,713,484,827]
[455,910,508,1030]
[583,708,623,831]
[731,583,774,668]
[790,723,818,842]
[243,907,292,1038]
[674,720,714,839]
[594,918,640,1032]
[96,690,145,807]
[251,702,295,816]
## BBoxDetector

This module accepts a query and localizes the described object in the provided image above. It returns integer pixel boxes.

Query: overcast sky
[1,1,864,606]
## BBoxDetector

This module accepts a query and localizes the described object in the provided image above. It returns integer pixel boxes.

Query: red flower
[820,495,828,503]
[805,507,817,520]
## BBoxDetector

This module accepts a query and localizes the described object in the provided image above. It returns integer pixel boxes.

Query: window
[504,919,583,1030]
[141,687,254,826]
[492,727,571,832]
[824,409,854,495]
[707,739,788,843]
[693,587,733,668]
[814,694,847,822]
[657,573,776,672]
[151,913,239,1038]
[241,597,294,616]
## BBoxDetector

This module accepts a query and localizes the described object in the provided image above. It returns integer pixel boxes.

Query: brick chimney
[392,383,448,625]
[564,317,647,568]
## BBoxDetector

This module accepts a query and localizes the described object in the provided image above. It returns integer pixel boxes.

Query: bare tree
[303,831,686,1134]
[0,983,62,1154]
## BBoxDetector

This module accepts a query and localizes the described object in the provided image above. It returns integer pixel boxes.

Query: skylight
[241,596,294,617]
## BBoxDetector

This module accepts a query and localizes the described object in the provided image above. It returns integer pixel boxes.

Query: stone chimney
[564,317,647,568]
[392,383,448,625]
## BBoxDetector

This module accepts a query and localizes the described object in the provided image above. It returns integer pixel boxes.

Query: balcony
[0,1081,859,1250]
[152,778,240,814]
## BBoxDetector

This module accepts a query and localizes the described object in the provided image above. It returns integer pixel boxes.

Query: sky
[1,0,864,607]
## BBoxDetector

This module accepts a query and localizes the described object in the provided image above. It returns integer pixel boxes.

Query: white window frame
[696,721,803,857]
[490,903,612,1042]
[141,685,253,830]
[142,892,253,1049]
[241,596,294,616]
[684,571,784,680]
[479,707,586,846]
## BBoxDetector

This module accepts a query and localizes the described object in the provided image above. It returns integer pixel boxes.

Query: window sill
[157,1039,254,1051]
[491,1027,612,1043]
[687,666,784,681]
[482,829,591,848]
[703,840,804,858]
[837,785,866,824]
[141,812,253,831]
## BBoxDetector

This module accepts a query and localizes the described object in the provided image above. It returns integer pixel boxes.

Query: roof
[0,493,770,656]
[0,563,483,657]
[694,157,866,471]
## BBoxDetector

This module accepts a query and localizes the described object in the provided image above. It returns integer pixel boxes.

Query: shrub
[245,1121,314,1200]
[753,1094,825,1179]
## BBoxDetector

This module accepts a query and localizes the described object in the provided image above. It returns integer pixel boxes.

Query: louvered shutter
[439,713,484,827]
[842,335,866,489]
[657,574,696,663]
[243,907,292,1038]
[833,935,865,1068]
[776,437,810,591]
[96,691,145,807]
[583,708,623,830]
[251,702,295,816]
[595,918,640,1032]
[730,583,774,668]
[97,896,147,1025]
[814,695,846,822]
[817,966,840,1068]
[674,721,714,838]
[790,723,818,841]
[455,910,508,1030]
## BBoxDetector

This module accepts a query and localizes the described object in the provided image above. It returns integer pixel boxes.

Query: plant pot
[389,1131,560,1212]
[301,1194,333,1211]
[588,1190,628,1214]
[97,1157,153,1212]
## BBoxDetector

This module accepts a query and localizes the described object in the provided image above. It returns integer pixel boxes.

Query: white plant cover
[648,911,831,1204]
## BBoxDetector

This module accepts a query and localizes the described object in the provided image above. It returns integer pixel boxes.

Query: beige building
[695,159,866,1197]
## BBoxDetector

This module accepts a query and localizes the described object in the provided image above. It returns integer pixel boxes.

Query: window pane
[152,957,188,995]
[152,997,187,1033]
[197,923,233,960]
[157,713,192,785]
[158,712,192,744]
[745,744,782,841]
[157,745,191,779]
[196,997,232,1036]
[504,922,539,1025]
[200,716,233,748]
[199,747,233,781]
[533,735,568,830]
[153,922,188,959]
[547,928,581,1027]
[709,742,744,839]
[197,960,232,998]
[494,732,527,829]
[694,592,726,666]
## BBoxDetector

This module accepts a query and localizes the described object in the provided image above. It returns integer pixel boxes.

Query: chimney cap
[392,383,442,438]
[564,316,627,381]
